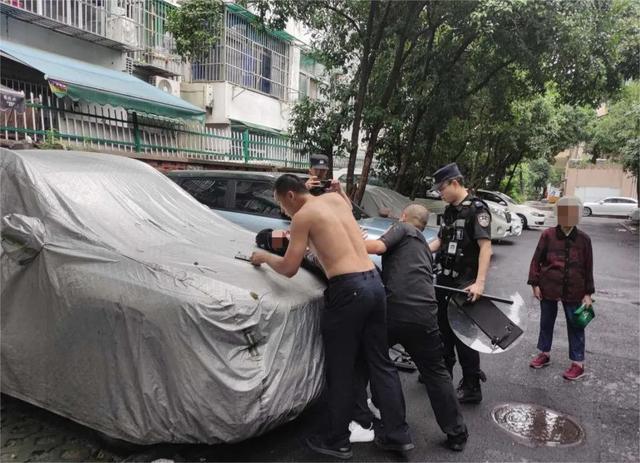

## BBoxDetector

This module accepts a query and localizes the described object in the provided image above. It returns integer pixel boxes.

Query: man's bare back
[296,193,374,278]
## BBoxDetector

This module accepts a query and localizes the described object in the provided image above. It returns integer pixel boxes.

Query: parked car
[477,189,546,229]
[167,171,438,268]
[333,167,387,187]
[1,149,327,445]
[583,197,638,217]
[484,199,519,240]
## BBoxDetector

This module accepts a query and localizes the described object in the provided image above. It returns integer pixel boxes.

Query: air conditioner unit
[153,76,181,97]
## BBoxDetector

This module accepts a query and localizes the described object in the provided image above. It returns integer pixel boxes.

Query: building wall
[0,15,125,71]
[182,81,292,131]
[565,164,638,200]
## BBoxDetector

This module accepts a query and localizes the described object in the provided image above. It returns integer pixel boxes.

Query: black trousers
[353,318,467,437]
[322,270,411,447]
[436,280,481,378]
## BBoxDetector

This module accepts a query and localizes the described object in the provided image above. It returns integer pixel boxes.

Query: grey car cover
[0,149,326,444]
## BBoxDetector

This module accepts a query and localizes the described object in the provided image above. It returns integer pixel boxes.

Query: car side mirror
[1,214,45,265]
[500,201,507,206]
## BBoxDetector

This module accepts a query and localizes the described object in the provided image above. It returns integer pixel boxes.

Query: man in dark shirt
[355,204,468,451]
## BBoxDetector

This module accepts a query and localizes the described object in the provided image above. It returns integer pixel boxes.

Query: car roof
[167,170,308,182]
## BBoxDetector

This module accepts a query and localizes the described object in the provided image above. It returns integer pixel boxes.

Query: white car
[477,189,546,229]
[583,197,638,217]
[484,199,518,240]
[509,214,524,237]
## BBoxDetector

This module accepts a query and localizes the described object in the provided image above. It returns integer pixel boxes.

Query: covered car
[0,149,325,444]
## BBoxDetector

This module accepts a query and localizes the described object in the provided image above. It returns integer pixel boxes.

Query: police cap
[431,163,462,191]
[310,154,329,170]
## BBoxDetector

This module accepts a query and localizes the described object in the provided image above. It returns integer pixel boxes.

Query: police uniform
[432,163,491,403]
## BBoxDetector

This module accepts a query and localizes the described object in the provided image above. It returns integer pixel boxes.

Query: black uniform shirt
[437,193,491,284]
[379,222,437,327]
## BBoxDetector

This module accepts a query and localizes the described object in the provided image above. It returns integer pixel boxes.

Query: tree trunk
[355,2,427,203]
[346,1,391,196]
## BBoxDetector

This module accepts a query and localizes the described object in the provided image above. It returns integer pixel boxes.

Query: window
[190,8,290,99]
[234,180,283,218]
[179,178,231,209]
[620,198,638,204]
[298,53,322,100]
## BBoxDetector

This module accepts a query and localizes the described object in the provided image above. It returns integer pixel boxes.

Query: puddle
[492,403,584,447]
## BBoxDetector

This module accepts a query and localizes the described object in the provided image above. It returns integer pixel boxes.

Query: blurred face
[557,205,580,227]
[309,167,328,180]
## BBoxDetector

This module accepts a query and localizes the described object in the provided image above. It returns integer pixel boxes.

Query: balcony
[128,0,181,77]
[0,0,142,50]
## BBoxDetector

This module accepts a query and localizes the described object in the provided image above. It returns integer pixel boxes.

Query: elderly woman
[527,196,595,381]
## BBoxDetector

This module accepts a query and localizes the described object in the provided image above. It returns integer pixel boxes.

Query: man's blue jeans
[537,299,585,362]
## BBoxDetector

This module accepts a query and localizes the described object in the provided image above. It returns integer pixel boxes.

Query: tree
[588,81,640,198]
[166,0,224,59]
[288,73,353,172]
[170,0,638,203]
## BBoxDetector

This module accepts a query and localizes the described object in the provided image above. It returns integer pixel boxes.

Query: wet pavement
[1,216,639,462]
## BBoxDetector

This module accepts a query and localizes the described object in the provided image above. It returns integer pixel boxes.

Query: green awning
[230,119,286,137]
[226,3,297,43]
[0,41,205,121]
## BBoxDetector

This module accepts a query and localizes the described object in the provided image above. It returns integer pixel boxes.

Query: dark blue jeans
[322,270,411,447]
[537,299,585,362]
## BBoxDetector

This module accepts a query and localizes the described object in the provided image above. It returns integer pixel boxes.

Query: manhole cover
[492,403,584,447]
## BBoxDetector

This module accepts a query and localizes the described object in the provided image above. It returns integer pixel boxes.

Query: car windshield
[497,192,517,205]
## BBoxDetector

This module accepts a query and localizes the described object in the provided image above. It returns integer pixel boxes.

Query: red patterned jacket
[527,226,595,303]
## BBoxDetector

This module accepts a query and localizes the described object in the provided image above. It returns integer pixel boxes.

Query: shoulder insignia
[477,211,491,228]
[474,200,485,209]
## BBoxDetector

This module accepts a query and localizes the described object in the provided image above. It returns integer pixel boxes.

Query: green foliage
[37,128,65,150]
[589,81,640,178]
[167,0,224,59]
[169,0,637,199]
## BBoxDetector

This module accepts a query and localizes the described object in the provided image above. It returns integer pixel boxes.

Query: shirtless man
[250,174,413,460]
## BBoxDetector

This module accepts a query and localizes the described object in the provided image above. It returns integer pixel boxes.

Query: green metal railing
[1,97,307,168]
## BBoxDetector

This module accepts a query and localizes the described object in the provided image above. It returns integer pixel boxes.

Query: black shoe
[305,435,353,460]
[374,436,415,453]
[445,430,468,451]
[390,347,418,372]
[456,377,482,404]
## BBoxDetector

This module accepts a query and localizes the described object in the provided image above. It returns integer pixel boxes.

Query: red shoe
[563,363,585,381]
[529,353,551,369]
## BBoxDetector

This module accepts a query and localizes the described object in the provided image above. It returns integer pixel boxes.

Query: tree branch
[318,1,362,38]
[466,58,516,97]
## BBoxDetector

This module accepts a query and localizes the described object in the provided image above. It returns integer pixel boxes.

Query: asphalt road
[2,217,639,462]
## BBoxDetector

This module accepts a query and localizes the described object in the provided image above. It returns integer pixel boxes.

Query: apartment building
[0,0,319,169]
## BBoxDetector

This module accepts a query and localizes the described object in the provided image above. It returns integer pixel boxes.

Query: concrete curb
[619,221,639,234]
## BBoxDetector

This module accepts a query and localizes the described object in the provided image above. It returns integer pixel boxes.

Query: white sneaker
[367,398,381,420]
[348,421,375,443]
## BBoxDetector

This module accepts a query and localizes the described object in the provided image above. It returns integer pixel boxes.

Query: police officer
[429,163,492,403]
[305,153,352,206]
